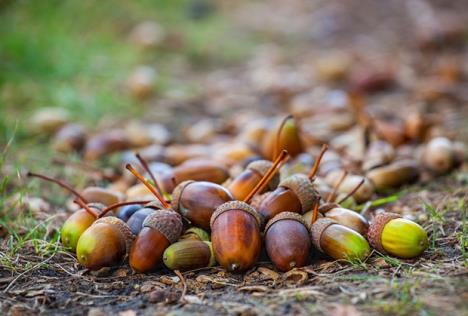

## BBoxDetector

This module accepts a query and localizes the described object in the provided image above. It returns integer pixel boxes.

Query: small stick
[308,144,328,180]
[126,164,170,209]
[27,171,88,204]
[337,178,365,204]
[310,203,319,226]
[326,170,348,203]
[274,115,294,159]
[74,199,98,218]
[174,269,187,303]
[243,150,289,204]
[99,200,151,218]
[135,153,163,196]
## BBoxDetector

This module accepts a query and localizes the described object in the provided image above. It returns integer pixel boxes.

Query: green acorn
[163,240,216,271]
[310,218,370,261]
[368,212,428,259]
[179,227,210,242]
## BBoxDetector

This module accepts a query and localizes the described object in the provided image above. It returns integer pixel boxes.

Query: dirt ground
[1,1,468,315]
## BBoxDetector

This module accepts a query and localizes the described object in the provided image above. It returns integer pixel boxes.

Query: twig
[174,269,187,302]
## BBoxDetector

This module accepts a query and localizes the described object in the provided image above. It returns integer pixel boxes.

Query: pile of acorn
[27,114,464,273]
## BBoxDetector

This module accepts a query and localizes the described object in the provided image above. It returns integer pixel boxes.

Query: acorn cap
[145,200,165,210]
[318,203,340,214]
[250,192,271,210]
[310,218,337,253]
[279,174,319,213]
[210,200,262,229]
[247,160,280,190]
[264,211,309,234]
[143,210,183,244]
[171,180,194,211]
[94,216,134,252]
[367,212,402,252]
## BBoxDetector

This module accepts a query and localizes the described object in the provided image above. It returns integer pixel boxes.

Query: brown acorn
[52,123,87,153]
[171,181,233,231]
[324,171,374,203]
[264,212,311,271]
[310,218,370,261]
[257,145,328,223]
[227,160,280,201]
[76,216,134,270]
[160,159,230,194]
[211,150,288,272]
[163,240,216,271]
[129,210,183,272]
[261,115,304,160]
[368,212,428,259]
[366,159,419,191]
[362,140,395,171]
[81,186,122,206]
[84,129,132,161]
[421,137,456,174]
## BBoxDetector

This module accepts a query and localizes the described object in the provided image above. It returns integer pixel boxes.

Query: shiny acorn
[211,151,288,272]
[368,212,428,259]
[264,212,311,271]
[160,159,230,194]
[366,159,419,191]
[179,227,210,242]
[76,216,134,270]
[422,137,456,174]
[311,218,370,261]
[171,181,233,231]
[163,240,216,271]
[257,145,327,223]
[261,115,304,160]
[228,160,280,201]
[129,209,183,272]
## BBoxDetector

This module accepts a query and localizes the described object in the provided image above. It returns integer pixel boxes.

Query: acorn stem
[27,171,89,204]
[337,178,365,204]
[125,164,170,208]
[243,150,289,203]
[99,200,151,218]
[274,114,294,159]
[310,202,319,226]
[73,199,98,218]
[135,153,163,197]
[308,144,328,180]
[327,170,348,203]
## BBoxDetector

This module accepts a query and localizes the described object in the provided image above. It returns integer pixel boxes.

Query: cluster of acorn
[27,113,443,273]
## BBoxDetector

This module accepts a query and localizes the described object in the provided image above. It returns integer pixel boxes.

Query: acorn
[211,151,288,272]
[261,115,304,160]
[84,129,132,161]
[76,216,134,270]
[160,159,230,194]
[52,123,87,153]
[311,218,370,261]
[324,171,374,203]
[171,181,233,231]
[163,240,216,271]
[227,160,280,201]
[264,212,311,271]
[129,209,183,272]
[421,137,456,174]
[117,204,143,222]
[368,213,428,259]
[179,227,210,242]
[362,140,395,171]
[320,205,369,236]
[366,160,419,191]
[126,207,155,235]
[81,186,122,206]
[257,145,328,223]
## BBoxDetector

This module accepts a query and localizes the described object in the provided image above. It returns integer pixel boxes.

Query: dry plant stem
[311,203,319,226]
[98,200,152,218]
[274,114,294,159]
[52,157,114,181]
[308,144,329,179]
[243,150,289,203]
[326,170,348,203]
[125,164,170,208]
[174,269,187,302]
[27,171,89,204]
[73,199,98,218]
[337,178,365,204]
[135,153,163,196]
